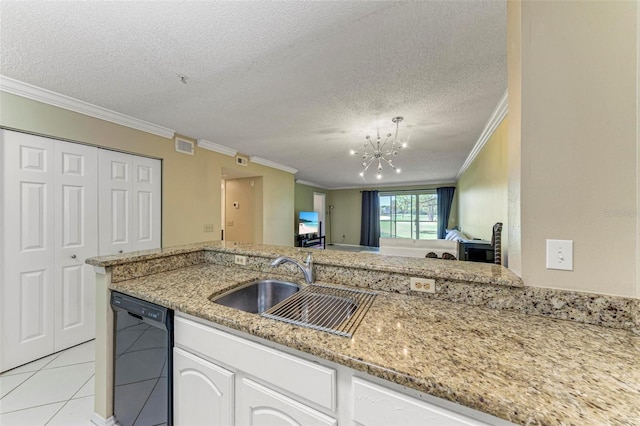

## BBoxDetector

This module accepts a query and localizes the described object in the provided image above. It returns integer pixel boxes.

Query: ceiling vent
[236,155,249,166]
[175,137,194,155]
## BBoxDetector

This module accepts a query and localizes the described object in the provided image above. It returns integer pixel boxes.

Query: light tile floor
[0,340,95,426]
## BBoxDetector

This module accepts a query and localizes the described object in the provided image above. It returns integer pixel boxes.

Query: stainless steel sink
[210,279,301,314]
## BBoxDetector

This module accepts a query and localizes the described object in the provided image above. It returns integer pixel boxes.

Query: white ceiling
[0,1,506,189]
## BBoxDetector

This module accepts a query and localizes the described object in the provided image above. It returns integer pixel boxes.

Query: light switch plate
[546,239,573,271]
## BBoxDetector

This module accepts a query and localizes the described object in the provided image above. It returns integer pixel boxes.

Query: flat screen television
[298,211,319,235]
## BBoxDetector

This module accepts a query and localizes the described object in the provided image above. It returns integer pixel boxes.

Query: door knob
[71,254,77,259]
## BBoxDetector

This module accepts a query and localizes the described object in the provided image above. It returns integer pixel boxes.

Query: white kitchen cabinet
[173,347,234,426]
[352,377,488,426]
[174,315,337,426]
[236,377,337,426]
[174,316,336,411]
[98,149,161,256]
[173,314,509,426]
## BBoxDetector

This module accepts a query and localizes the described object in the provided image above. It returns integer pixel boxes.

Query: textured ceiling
[0,1,506,189]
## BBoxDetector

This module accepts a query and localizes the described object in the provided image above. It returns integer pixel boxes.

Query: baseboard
[91,412,119,426]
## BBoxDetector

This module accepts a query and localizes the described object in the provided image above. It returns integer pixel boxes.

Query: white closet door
[53,141,98,351]
[132,155,161,252]
[1,130,56,372]
[98,150,161,256]
[98,150,132,256]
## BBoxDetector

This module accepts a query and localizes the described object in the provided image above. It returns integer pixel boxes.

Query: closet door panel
[1,130,55,372]
[54,141,97,351]
[132,156,161,251]
[98,150,132,256]
[98,150,161,255]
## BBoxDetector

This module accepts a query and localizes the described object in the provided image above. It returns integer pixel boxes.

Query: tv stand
[295,234,325,249]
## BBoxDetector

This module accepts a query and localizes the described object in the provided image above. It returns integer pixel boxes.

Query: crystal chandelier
[350,116,406,179]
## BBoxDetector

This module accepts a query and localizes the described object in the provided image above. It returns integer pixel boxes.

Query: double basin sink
[210,279,376,337]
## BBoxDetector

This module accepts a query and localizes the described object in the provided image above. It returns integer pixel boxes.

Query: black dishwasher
[111,291,173,426]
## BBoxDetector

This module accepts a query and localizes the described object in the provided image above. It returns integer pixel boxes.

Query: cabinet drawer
[175,316,336,410]
[353,378,488,426]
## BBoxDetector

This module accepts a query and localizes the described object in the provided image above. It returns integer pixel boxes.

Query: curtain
[436,187,455,239]
[360,190,380,247]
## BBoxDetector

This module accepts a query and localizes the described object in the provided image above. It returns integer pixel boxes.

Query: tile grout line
[43,360,96,371]
[0,399,67,415]
[0,371,37,401]
[70,373,95,400]
[44,399,69,426]
[0,349,63,403]
[0,350,62,378]
[1,341,95,422]
[45,370,97,425]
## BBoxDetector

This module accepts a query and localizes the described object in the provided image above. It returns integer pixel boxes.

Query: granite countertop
[88,241,523,287]
[108,262,640,426]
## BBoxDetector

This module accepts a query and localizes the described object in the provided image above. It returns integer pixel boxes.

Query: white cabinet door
[236,378,337,426]
[1,130,56,371]
[53,140,97,351]
[173,347,234,426]
[98,150,160,256]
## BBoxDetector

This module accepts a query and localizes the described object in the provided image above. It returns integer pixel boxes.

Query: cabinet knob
[71,254,77,259]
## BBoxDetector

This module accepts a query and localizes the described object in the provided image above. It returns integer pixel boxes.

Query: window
[379,191,437,240]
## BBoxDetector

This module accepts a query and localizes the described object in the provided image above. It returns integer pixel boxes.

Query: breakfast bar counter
[88,242,640,426]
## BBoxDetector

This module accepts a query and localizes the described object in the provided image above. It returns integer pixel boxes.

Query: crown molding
[250,156,298,174]
[196,139,237,156]
[330,179,456,191]
[0,75,175,139]
[456,89,508,180]
[295,179,328,189]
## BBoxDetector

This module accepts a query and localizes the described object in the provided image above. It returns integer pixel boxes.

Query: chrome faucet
[271,252,314,284]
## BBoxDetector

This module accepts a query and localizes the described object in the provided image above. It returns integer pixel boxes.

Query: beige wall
[0,92,295,247]
[326,188,363,245]
[327,183,457,246]
[225,177,263,244]
[457,118,508,251]
[260,170,295,246]
[514,1,639,297]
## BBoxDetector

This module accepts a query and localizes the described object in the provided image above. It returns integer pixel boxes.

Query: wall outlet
[203,224,215,233]
[546,239,573,271]
[410,277,436,293]
[234,255,247,266]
